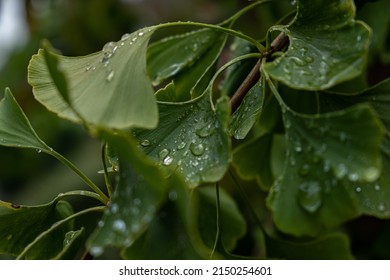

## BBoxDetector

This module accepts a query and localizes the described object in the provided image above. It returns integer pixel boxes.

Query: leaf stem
[16,205,105,260]
[55,190,105,203]
[230,59,262,112]
[101,143,113,198]
[46,148,109,204]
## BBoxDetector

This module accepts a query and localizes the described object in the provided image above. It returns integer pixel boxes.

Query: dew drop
[111,203,119,214]
[334,163,348,179]
[98,220,105,227]
[90,246,104,257]
[190,142,205,156]
[163,155,173,166]
[364,167,380,182]
[196,124,214,137]
[158,148,170,160]
[168,191,178,201]
[298,181,322,213]
[140,139,151,147]
[36,149,42,153]
[106,70,115,82]
[378,203,386,212]
[138,31,144,37]
[348,173,359,182]
[102,41,117,55]
[177,142,186,150]
[121,33,131,41]
[355,186,362,193]
[374,184,381,191]
[113,219,126,232]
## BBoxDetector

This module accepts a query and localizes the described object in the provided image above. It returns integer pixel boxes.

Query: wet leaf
[0,88,51,151]
[148,29,227,101]
[230,80,264,139]
[54,228,86,260]
[264,0,371,90]
[87,132,168,255]
[134,95,231,188]
[122,174,216,259]
[28,27,159,129]
[0,200,73,259]
[267,104,384,236]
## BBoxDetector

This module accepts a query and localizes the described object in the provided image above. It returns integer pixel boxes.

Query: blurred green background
[0,0,389,259]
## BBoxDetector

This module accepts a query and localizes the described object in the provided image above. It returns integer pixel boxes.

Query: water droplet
[355,186,362,193]
[348,173,359,182]
[102,41,117,59]
[106,70,115,82]
[113,219,126,232]
[138,31,144,37]
[158,148,169,160]
[196,124,214,137]
[177,142,186,150]
[121,33,131,41]
[374,184,381,191]
[190,142,205,156]
[36,149,42,153]
[298,181,322,213]
[294,145,303,153]
[163,155,173,166]
[357,35,361,42]
[98,220,105,227]
[90,246,104,257]
[378,203,386,212]
[140,139,151,147]
[364,167,379,182]
[111,203,119,214]
[168,191,178,201]
[334,163,348,179]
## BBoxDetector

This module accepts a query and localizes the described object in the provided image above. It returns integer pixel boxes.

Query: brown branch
[229,32,289,113]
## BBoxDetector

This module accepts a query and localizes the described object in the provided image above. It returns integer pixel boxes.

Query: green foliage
[1,0,390,259]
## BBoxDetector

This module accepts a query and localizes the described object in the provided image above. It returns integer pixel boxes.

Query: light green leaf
[264,0,371,90]
[134,95,231,188]
[87,132,168,255]
[266,232,353,259]
[0,200,73,259]
[28,27,159,129]
[267,104,384,236]
[0,88,50,151]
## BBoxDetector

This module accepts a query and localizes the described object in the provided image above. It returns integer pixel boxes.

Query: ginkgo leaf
[134,95,231,188]
[264,0,371,90]
[0,88,50,151]
[28,27,159,129]
[0,200,73,259]
[267,104,384,236]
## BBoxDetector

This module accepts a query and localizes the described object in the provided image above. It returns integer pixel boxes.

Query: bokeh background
[0,0,389,259]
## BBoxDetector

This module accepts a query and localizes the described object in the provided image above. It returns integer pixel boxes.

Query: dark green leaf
[267,104,384,236]
[28,27,159,129]
[122,174,216,259]
[266,232,353,259]
[135,95,231,188]
[264,0,371,90]
[230,80,264,139]
[87,132,168,255]
[194,186,246,252]
[54,228,86,260]
[148,29,227,101]
[0,88,50,151]
[0,200,73,259]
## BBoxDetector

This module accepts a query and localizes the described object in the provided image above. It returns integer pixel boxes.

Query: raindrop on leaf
[298,181,322,213]
[190,142,205,156]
